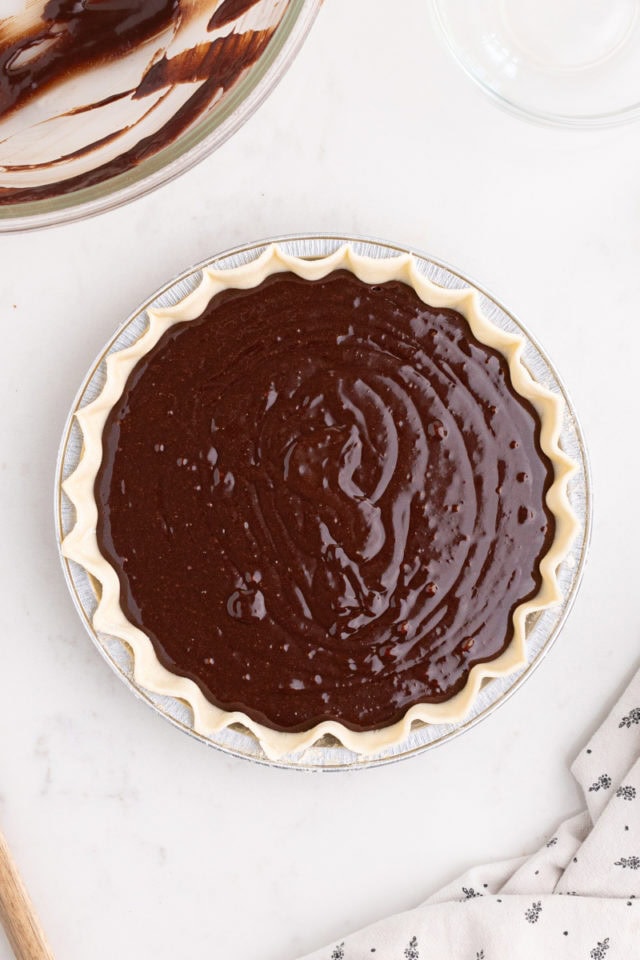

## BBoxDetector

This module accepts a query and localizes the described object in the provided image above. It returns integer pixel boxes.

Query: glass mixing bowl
[0,0,321,231]
[431,0,640,127]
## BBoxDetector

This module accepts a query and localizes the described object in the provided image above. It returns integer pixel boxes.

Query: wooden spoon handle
[0,828,54,960]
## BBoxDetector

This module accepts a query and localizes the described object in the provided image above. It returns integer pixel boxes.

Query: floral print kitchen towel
[301,668,640,959]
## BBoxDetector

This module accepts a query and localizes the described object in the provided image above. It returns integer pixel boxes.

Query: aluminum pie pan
[55,233,592,772]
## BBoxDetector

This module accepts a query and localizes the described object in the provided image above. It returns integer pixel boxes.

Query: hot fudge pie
[62,245,577,758]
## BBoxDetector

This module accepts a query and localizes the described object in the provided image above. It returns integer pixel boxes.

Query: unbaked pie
[62,244,578,758]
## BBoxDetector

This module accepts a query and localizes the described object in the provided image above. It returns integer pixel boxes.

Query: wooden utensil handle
[0,829,54,960]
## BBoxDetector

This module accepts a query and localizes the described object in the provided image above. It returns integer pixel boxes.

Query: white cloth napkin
[301,669,640,959]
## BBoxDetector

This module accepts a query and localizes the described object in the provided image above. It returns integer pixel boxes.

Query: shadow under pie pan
[55,234,591,771]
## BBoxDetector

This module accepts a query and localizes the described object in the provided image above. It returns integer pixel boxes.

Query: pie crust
[62,244,579,759]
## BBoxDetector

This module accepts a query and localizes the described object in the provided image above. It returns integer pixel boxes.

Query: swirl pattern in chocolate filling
[95,271,555,733]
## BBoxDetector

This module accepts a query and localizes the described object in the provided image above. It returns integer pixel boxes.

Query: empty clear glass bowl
[432,0,640,126]
[0,0,321,231]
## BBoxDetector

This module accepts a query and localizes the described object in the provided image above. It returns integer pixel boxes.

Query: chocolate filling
[95,271,555,732]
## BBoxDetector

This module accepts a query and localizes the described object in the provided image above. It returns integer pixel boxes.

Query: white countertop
[1,2,639,957]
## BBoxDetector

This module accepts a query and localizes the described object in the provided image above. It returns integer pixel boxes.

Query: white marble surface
[1,2,639,957]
